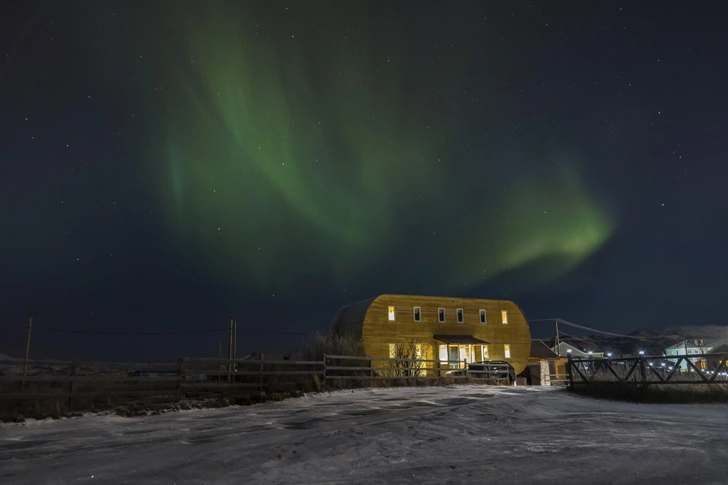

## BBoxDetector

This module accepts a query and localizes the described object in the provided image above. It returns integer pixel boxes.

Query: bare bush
[383,340,426,378]
[299,330,365,361]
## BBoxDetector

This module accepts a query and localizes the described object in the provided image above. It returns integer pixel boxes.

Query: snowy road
[1,385,727,484]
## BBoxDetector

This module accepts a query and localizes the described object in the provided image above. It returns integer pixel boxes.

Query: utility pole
[554,318,561,357]
[23,314,33,379]
[227,317,234,381]
[232,319,237,371]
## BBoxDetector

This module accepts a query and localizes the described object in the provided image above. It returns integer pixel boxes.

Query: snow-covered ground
[1,385,727,484]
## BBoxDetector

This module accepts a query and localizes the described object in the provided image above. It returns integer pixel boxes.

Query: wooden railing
[0,355,515,405]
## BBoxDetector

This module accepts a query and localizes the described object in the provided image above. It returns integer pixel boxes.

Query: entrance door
[448,346,459,369]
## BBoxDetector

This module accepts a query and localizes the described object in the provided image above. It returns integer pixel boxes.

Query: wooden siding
[360,294,532,374]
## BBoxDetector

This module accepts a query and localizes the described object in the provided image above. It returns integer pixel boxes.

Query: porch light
[567,349,572,354]
[588,351,593,356]
[607,352,612,357]
[639,351,644,355]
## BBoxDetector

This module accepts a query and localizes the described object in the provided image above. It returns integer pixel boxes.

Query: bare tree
[387,340,425,377]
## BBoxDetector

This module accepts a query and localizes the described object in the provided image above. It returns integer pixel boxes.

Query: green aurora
[145,5,614,294]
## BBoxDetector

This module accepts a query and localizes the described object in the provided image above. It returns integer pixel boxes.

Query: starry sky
[1,1,726,360]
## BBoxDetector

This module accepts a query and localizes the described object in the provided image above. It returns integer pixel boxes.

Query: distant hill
[628,325,728,340]
[559,324,728,356]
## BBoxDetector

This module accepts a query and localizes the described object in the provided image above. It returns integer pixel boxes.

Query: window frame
[501,310,508,324]
[388,306,395,321]
[413,306,421,322]
[456,308,464,323]
[479,309,486,324]
[438,307,446,323]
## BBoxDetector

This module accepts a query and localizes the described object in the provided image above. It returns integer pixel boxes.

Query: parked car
[467,360,516,384]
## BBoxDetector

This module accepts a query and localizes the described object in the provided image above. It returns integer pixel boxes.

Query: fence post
[177,358,184,399]
[258,353,264,392]
[323,354,327,384]
[639,356,647,384]
[68,360,78,409]
[567,353,574,390]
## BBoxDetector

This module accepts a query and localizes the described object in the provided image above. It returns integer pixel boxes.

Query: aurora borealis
[154,3,613,292]
[2,1,727,359]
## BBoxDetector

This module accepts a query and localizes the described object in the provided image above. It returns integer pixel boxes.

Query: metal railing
[566,352,728,387]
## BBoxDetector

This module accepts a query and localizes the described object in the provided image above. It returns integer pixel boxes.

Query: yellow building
[329,294,532,374]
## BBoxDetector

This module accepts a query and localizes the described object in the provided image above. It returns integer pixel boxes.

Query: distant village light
[639,351,645,355]
[607,352,612,357]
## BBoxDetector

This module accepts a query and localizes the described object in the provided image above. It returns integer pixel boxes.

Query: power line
[529,317,678,340]
[0,325,310,337]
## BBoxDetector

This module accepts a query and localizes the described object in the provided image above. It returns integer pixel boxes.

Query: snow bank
[1,385,727,484]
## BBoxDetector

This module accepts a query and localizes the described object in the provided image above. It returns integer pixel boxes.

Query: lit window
[438,308,445,323]
[483,345,489,359]
[479,309,486,324]
[389,343,396,358]
[501,310,508,324]
[457,308,464,323]
[413,306,421,322]
[504,344,511,359]
[388,306,395,321]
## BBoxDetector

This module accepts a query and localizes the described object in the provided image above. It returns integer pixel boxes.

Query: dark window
[479,309,486,324]
[413,307,421,322]
[438,308,445,322]
[457,308,464,323]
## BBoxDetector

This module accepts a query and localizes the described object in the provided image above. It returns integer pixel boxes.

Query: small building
[665,339,721,370]
[329,294,532,375]
[519,340,559,386]
[551,341,590,358]
[548,340,607,380]
[705,344,728,371]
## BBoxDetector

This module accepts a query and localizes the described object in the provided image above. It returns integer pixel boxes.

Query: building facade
[329,294,532,374]
[665,339,728,370]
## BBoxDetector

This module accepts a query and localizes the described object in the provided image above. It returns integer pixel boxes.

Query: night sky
[1,1,726,361]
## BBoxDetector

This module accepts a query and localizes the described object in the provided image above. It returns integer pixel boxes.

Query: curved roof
[329,296,376,338]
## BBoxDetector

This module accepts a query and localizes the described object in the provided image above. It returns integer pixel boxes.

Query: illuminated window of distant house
[388,306,395,321]
[501,310,508,324]
[457,308,464,323]
[504,344,511,359]
[438,308,446,323]
[479,309,486,324]
[413,306,421,322]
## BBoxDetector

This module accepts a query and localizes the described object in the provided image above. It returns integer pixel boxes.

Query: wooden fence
[567,352,728,388]
[0,355,514,406]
